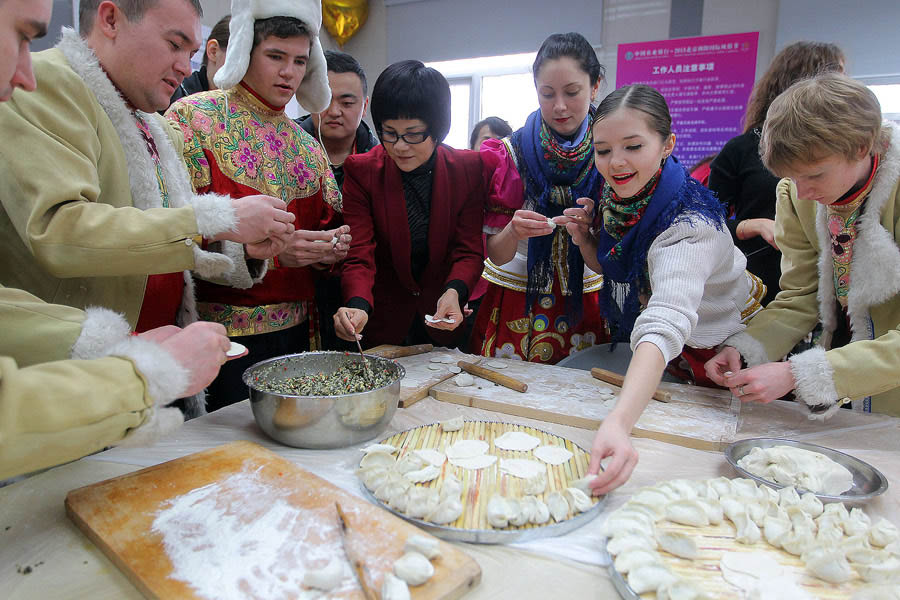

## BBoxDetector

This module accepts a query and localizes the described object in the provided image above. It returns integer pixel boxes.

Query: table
[2,394,898,599]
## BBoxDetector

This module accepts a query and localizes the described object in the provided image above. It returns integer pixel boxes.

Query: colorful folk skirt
[472,278,609,364]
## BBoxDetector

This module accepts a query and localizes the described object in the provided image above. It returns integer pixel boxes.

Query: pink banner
[616,32,759,171]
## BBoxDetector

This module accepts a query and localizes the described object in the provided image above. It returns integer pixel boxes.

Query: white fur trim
[191,193,237,238]
[213,0,331,113]
[106,337,190,403]
[70,307,131,359]
[813,122,900,345]
[789,346,840,411]
[723,331,769,366]
[115,406,184,447]
[218,241,256,289]
[191,243,235,280]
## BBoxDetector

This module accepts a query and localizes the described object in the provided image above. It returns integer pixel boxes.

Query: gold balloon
[322,0,369,47]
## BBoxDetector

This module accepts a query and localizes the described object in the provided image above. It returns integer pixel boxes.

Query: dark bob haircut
[371,60,451,143]
[469,116,513,150]
[325,50,369,96]
[533,32,605,85]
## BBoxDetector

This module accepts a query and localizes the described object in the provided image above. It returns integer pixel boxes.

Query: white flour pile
[151,469,352,599]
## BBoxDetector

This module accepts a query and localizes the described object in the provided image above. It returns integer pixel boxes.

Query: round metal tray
[359,421,606,544]
[602,543,641,600]
[724,437,888,503]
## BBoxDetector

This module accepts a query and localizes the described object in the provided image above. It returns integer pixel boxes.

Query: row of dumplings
[358,446,464,525]
[486,486,593,529]
[603,477,900,596]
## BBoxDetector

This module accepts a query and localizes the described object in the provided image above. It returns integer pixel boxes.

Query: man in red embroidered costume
[0,0,296,418]
[166,0,347,411]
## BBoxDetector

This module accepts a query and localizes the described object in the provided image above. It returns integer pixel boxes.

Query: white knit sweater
[631,215,749,362]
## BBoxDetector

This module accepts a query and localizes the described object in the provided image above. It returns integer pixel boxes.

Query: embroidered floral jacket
[166,83,341,336]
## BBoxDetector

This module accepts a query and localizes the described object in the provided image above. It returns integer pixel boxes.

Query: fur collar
[815,122,900,344]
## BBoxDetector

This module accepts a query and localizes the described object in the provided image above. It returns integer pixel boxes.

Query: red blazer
[341,144,485,347]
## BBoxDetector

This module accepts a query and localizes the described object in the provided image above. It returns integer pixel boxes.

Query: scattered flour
[151,469,354,600]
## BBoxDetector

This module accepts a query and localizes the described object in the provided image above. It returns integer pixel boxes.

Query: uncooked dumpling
[494,431,540,451]
[393,551,434,586]
[499,458,545,479]
[627,563,678,594]
[395,452,428,475]
[563,487,592,513]
[817,521,844,544]
[487,495,517,528]
[522,471,547,495]
[667,479,705,499]
[728,478,758,498]
[404,465,441,484]
[665,499,710,527]
[779,528,816,556]
[302,558,345,591]
[853,556,900,583]
[571,474,599,496]
[606,532,658,556]
[507,497,529,527]
[405,486,439,519]
[602,509,655,538]
[445,439,489,460]
[533,444,574,465]
[546,491,569,523]
[359,450,396,470]
[359,465,390,492]
[361,443,397,454]
[413,448,446,467]
[440,416,464,432]
[448,454,497,470]
[440,473,463,500]
[803,546,854,583]
[625,500,666,521]
[822,501,850,520]
[707,477,733,498]
[632,488,675,507]
[404,534,440,559]
[696,497,723,525]
[732,509,762,544]
[614,549,661,575]
[797,492,824,518]
[656,579,711,600]
[763,515,792,546]
[844,507,872,537]
[777,485,801,508]
[656,530,699,560]
[426,496,463,525]
[381,572,411,600]
[375,472,411,503]
[869,518,900,547]
[525,496,550,524]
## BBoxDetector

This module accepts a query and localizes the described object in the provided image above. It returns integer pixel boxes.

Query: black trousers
[205,323,310,412]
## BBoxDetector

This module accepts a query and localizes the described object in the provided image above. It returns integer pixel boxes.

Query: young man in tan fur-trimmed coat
[706,74,900,419]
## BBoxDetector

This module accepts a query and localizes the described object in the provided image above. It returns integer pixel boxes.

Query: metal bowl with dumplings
[724,437,888,503]
[242,351,405,449]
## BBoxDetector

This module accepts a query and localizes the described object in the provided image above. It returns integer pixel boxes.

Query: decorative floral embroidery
[197,301,308,337]
[166,86,341,209]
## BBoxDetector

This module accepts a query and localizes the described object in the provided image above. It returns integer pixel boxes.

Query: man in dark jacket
[297,50,377,349]
[296,50,377,190]
[168,15,230,107]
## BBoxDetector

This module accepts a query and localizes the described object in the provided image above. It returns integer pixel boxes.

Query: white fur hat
[213,0,331,113]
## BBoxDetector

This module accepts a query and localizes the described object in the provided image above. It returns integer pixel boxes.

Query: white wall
[776,0,900,82]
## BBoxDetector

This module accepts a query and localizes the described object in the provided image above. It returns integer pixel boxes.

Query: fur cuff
[192,193,237,238]
[218,241,255,289]
[71,307,132,359]
[723,331,769,366]
[192,244,235,279]
[180,392,207,420]
[788,347,841,419]
[115,406,184,448]
[106,336,190,404]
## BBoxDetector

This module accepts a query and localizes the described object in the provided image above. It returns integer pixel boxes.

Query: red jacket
[341,144,485,346]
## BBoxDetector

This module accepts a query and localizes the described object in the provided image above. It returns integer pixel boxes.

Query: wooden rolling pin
[365,344,433,359]
[458,360,528,393]
[590,367,671,403]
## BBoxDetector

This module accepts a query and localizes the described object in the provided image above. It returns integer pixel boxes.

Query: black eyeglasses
[381,130,430,144]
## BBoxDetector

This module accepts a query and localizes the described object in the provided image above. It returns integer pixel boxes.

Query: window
[428,52,539,149]
[868,83,900,124]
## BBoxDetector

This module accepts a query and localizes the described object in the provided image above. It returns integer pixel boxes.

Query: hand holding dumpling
[426,288,462,331]
[560,196,596,248]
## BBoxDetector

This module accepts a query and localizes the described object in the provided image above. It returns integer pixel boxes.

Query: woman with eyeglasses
[473,32,609,363]
[333,60,485,348]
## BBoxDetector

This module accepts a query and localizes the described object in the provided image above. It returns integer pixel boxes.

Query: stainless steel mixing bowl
[242,351,405,449]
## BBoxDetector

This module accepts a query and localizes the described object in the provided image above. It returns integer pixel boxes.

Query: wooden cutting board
[367,346,483,409]
[429,358,740,451]
[65,441,480,600]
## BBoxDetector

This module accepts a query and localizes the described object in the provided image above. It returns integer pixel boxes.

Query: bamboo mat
[374,421,599,531]
[617,517,870,599]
